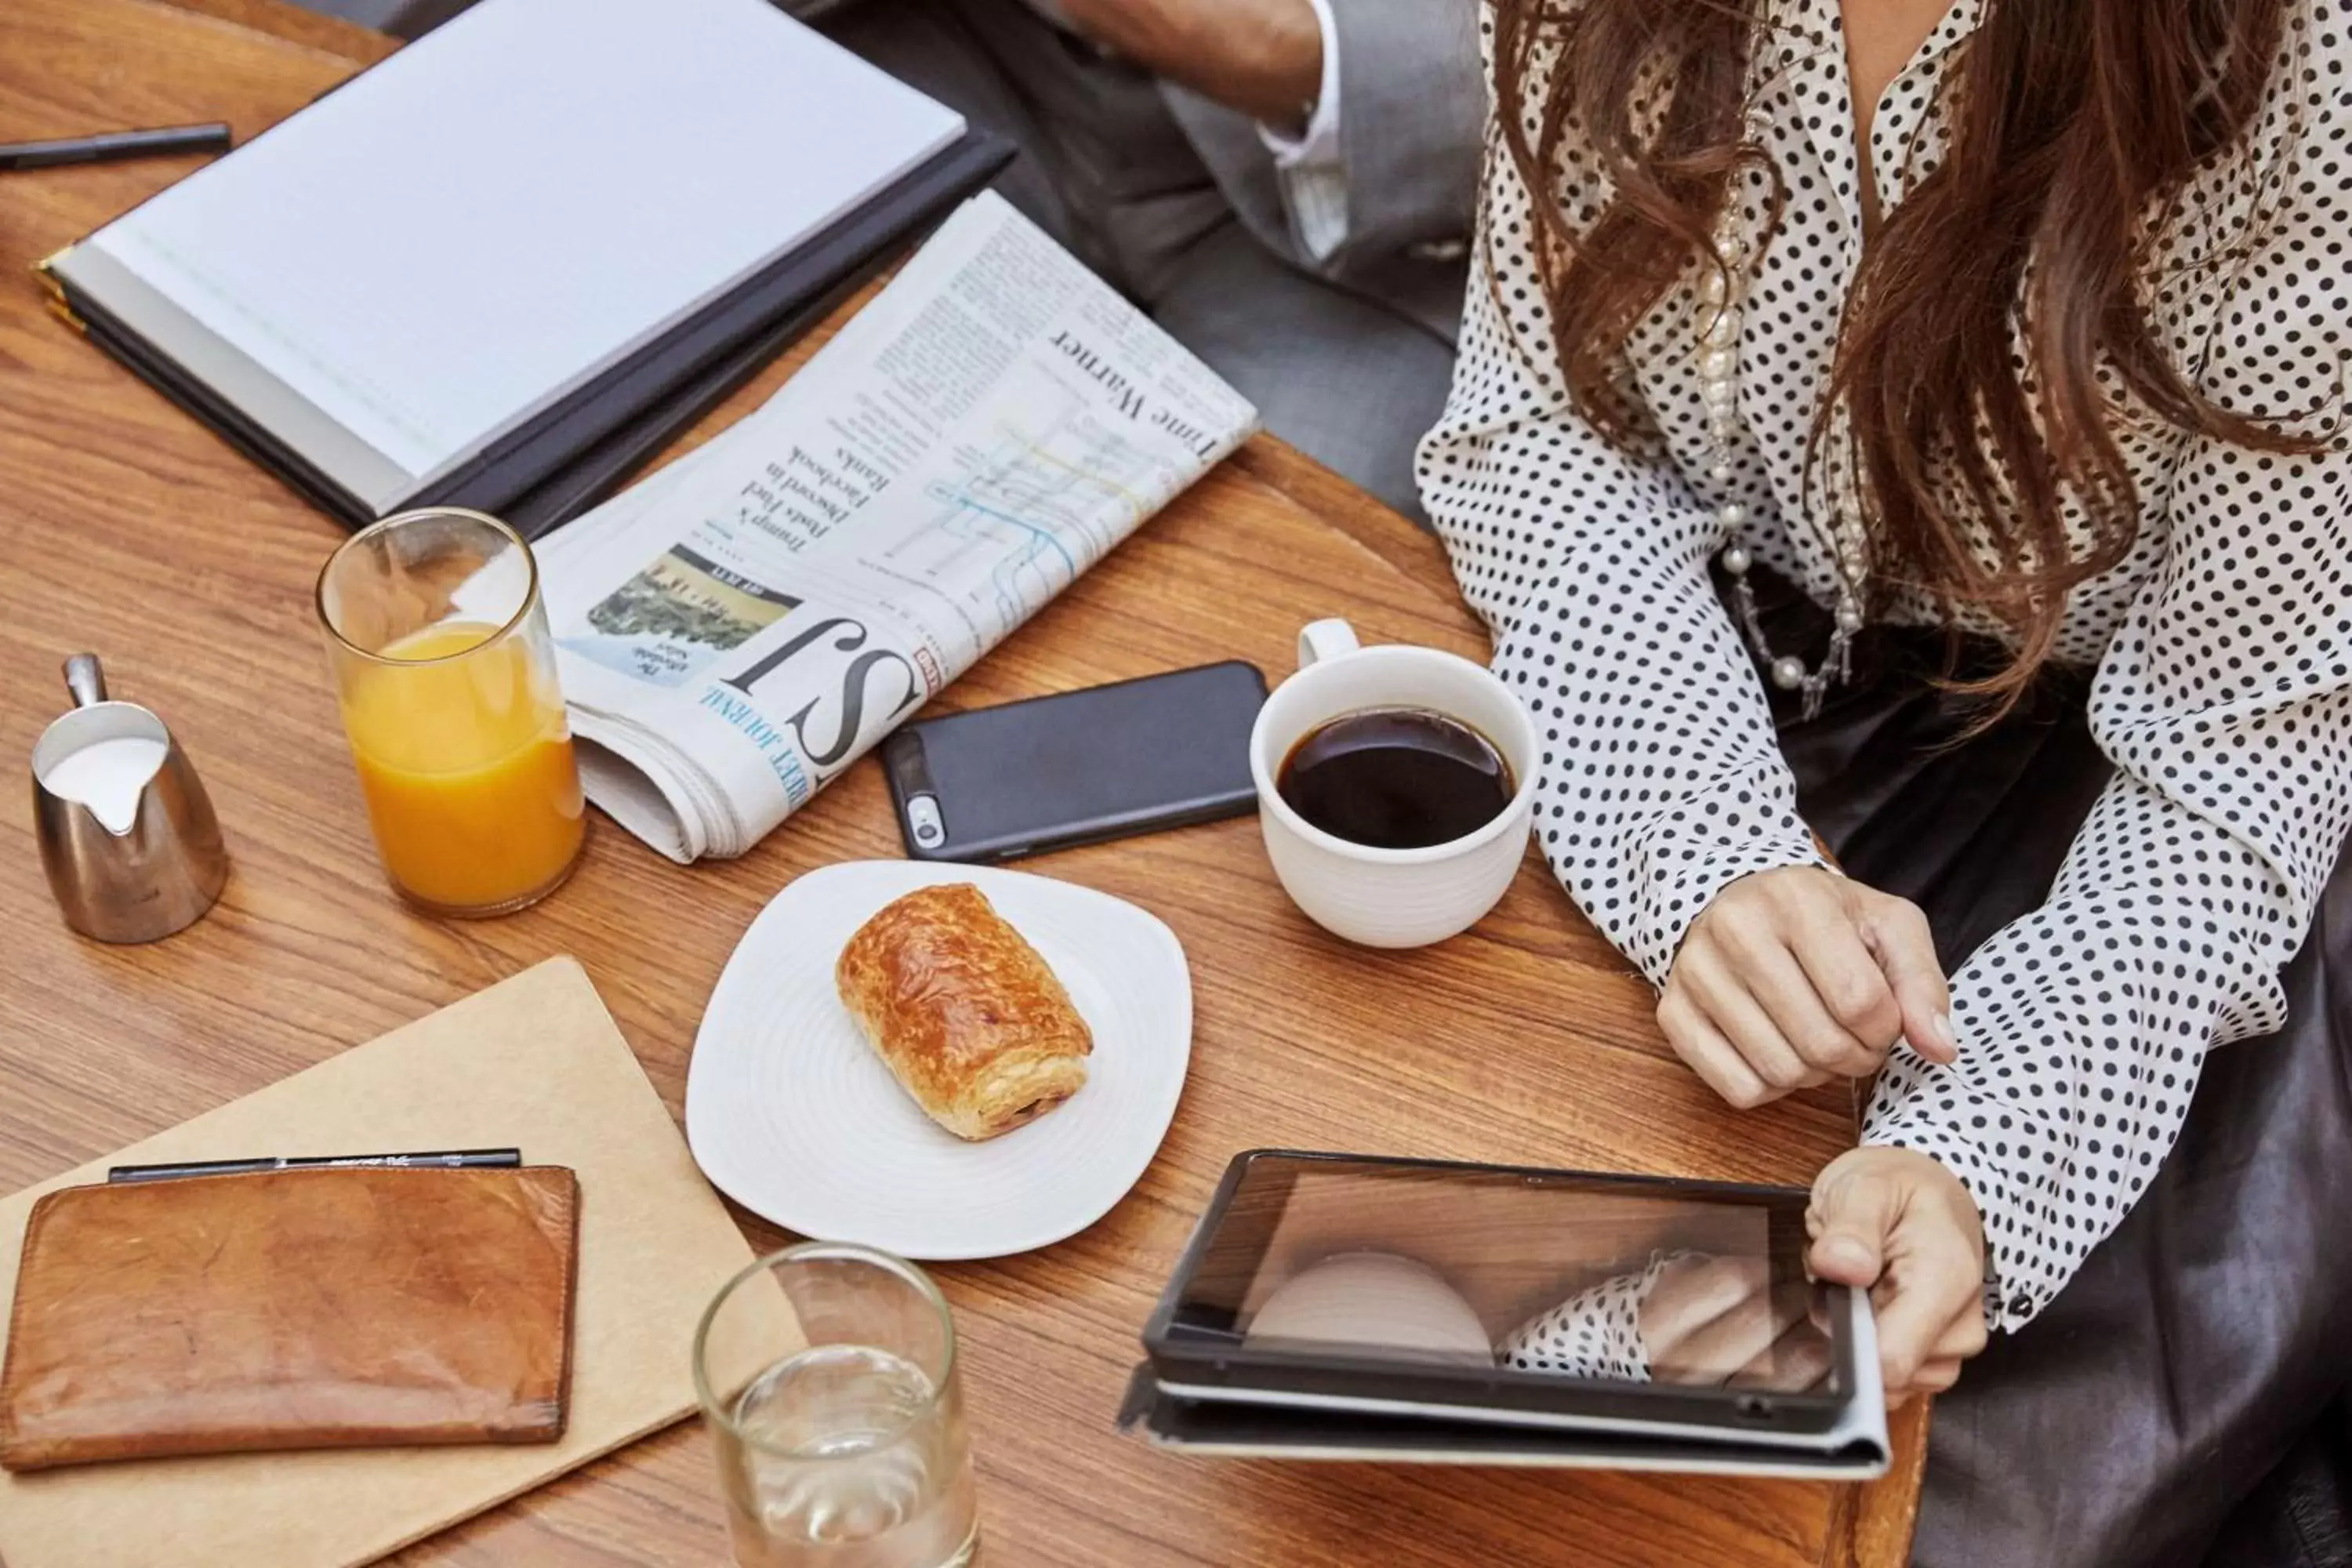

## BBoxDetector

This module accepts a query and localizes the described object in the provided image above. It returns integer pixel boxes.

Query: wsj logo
[720,615,923,775]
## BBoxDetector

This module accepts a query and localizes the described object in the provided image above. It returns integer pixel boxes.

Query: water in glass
[723,1344,978,1568]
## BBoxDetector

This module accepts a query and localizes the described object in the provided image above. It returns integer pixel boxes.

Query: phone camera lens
[907,795,946,848]
[1736,1395,1773,1421]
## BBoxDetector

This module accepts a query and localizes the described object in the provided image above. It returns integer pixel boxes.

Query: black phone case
[882,661,1267,864]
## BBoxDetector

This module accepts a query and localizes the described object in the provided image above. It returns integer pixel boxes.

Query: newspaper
[535,191,1260,862]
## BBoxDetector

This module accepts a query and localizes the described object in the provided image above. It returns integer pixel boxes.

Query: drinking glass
[695,1243,978,1568]
[315,507,586,916]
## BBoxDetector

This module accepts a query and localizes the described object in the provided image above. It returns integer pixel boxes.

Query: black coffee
[1276,707,1513,851]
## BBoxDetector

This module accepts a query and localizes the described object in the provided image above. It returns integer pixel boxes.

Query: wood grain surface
[0,2,1924,1563]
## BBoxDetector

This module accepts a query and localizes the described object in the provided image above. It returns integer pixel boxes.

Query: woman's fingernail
[1933,1012,1956,1050]
[1820,1235,1877,1275]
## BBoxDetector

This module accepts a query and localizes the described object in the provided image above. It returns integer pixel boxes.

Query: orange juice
[338,620,585,912]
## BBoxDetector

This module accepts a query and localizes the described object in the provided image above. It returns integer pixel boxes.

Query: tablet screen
[1160,1155,1836,1396]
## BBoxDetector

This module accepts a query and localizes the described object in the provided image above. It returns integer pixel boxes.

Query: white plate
[685,860,1193,1260]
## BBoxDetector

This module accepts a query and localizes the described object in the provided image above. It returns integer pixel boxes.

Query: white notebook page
[87,0,964,482]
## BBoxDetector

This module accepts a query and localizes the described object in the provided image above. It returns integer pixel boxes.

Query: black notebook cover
[47,128,1012,540]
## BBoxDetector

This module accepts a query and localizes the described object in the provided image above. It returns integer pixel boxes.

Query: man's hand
[1661,866,1955,1109]
[1051,0,1324,129]
[1808,1147,1990,1405]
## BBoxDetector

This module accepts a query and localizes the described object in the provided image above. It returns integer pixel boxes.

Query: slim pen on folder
[107,1148,522,1183]
[0,124,233,173]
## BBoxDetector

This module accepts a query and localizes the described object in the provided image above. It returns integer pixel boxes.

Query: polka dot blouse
[1499,1253,1670,1381]
[1418,0,2352,1332]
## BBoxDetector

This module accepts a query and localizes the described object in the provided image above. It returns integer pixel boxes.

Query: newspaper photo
[536,191,1260,862]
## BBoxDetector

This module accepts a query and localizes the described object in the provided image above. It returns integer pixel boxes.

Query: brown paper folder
[0,956,761,1568]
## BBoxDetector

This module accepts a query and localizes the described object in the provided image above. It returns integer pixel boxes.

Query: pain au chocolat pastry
[835,883,1092,1140]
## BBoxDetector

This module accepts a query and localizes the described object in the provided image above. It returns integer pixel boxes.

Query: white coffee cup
[1250,619,1538,948]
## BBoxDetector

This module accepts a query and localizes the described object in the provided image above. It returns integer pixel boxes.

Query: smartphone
[881,661,1267,863]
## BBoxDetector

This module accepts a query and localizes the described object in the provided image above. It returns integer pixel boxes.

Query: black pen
[107,1148,523,1183]
[0,124,233,173]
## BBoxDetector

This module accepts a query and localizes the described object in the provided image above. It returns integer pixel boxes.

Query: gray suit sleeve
[1320,0,1486,258]
[1160,0,1484,329]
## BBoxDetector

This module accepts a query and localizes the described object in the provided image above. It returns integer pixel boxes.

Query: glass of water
[695,1243,978,1568]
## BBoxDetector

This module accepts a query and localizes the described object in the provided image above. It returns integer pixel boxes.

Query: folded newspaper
[536,191,1260,862]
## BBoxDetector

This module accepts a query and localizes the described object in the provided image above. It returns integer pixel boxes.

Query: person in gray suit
[383,0,1481,517]
[822,0,1483,520]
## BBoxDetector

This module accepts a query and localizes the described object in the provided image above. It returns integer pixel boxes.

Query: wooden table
[0,2,1926,1563]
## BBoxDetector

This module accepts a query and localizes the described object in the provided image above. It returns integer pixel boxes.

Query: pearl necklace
[1701,118,1869,720]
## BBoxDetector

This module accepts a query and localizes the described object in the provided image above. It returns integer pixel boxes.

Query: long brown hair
[1492,0,2308,705]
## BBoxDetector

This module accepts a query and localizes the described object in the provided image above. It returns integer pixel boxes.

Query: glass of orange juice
[315,508,586,916]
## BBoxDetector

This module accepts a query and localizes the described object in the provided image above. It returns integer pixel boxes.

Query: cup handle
[64,653,107,709]
[1298,619,1361,670]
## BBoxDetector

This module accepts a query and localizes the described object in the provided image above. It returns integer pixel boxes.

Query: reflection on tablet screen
[1179,1159,1835,1394]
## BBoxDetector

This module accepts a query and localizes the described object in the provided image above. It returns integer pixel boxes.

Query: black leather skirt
[1734,568,2352,1568]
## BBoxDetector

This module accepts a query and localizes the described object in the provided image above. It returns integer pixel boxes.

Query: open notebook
[38,0,1008,535]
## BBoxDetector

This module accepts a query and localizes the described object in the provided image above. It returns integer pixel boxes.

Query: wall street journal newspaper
[535,192,1259,862]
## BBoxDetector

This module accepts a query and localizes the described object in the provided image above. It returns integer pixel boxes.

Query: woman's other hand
[1661,866,1955,1108]
[1808,1146,1989,1405]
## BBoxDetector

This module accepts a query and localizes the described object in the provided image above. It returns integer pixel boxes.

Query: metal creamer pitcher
[31,655,227,943]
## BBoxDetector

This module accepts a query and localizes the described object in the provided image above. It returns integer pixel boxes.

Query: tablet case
[1,1165,581,1472]
[38,129,1013,539]
[1124,1149,1892,1478]
[1117,1368,1892,1479]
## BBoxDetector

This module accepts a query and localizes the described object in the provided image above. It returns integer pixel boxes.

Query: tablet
[1134,1152,1885,1459]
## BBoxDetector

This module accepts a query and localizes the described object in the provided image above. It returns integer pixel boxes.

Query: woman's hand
[1637,1254,1834,1390]
[1661,866,1955,1109]
[1808,1146,1989,1405]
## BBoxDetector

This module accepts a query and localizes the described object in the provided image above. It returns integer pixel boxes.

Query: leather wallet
[0,1164,579,1472]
